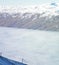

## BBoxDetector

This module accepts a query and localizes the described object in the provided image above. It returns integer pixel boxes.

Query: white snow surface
[0,27,59,65]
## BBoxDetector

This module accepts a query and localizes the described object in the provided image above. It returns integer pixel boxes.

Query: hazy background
[0,0,59,6]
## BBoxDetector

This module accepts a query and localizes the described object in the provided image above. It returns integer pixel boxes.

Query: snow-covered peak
[0,3,59,14]
[0,3,59,18]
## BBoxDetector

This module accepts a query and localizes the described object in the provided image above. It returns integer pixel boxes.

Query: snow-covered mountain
[0,3,59,31]
[0,3,59,14]
[0,27,59,65]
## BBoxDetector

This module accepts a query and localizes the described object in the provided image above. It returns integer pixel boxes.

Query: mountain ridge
[0,3,59,14]
[0,3,59,31]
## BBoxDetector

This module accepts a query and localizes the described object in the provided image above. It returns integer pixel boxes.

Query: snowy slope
[0,27,59,65]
